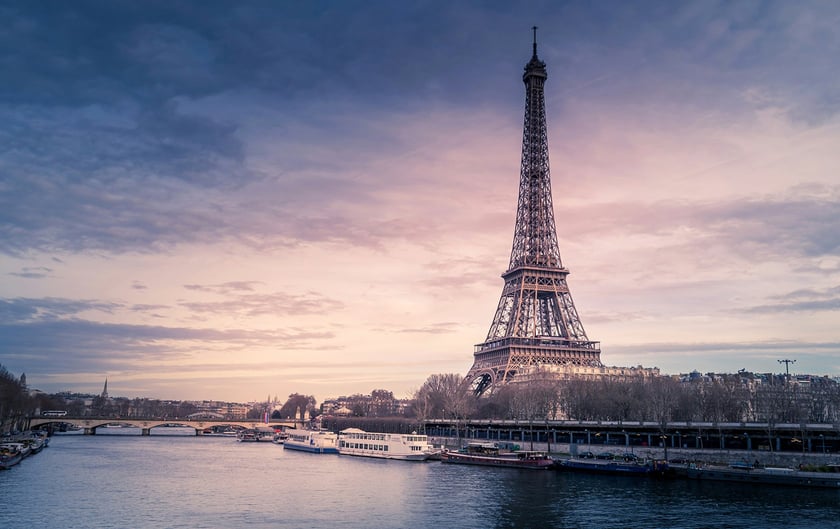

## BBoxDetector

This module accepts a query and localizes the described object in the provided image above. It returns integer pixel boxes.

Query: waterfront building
[194,400,249,419]
[515,364,660,384]
[321,390,412,417]
[672,370,840,423]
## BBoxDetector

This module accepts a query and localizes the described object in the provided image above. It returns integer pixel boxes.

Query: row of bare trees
[7,364,838,430]
[0,366,322,425]
[412,373,840,425]
[0,365,29,432]
[1,366,70,432]
[94,397,200,418]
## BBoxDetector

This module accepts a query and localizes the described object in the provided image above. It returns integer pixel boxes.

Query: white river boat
[283,429,339,454]
[338,428,439,461]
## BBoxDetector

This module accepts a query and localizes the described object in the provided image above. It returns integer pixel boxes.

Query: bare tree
[278,393,316,420]
[509,379,561,421]
[370,389,395,417]
[0,365,31,432]
[414,373,473,419]
[699,377,748,422]
[644,377,681,425]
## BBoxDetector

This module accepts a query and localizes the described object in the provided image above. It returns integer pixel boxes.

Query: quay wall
[429,437,839,469]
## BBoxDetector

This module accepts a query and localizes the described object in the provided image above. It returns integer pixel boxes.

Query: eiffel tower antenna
[465,30,602,395]
[532,25,538,57]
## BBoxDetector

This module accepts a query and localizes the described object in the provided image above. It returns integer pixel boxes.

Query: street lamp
[545,419,551,454]
[778,358,796,380]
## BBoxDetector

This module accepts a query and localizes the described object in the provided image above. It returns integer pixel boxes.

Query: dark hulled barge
[554,455,671,477]
[677,462,840,489]
[441,442,553,469]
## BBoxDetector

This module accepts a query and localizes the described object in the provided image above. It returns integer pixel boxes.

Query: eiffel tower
[465,29,602,395]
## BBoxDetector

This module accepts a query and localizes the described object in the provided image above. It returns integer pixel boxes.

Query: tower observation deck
[465,29,602,395]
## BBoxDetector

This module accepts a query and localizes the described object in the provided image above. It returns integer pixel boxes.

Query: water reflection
[2,434,838,529]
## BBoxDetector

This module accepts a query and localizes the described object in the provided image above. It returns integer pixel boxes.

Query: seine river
[2,428,839,529]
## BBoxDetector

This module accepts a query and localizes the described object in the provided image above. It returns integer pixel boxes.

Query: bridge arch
[29,417,299,436]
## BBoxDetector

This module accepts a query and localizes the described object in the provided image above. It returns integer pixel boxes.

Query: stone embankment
[431,438,838,468]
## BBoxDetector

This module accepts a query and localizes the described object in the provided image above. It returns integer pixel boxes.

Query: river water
[2,429,839,529]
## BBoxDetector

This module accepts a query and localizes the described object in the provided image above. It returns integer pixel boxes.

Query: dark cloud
[0,297,120,324]
[561,1,840,123]
[2,1,837,259]
[562,190,840,262]
[183,281,262,294]
[0,2,517,109]
[0,317,335,379]
[0,294,339,379]
[8,267,53,279]
[0,171,236,255]
[745,298,840,313]
[714,197,840,258]
[179,290,344,318]
[744,285,840,314]
[129,304,170,314]
[179,281,344,317]
[769,285,840,301]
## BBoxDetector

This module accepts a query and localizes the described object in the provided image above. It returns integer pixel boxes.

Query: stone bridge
[29,416,301,436]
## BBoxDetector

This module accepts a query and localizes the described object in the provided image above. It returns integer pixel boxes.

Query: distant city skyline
[2,2,839,403]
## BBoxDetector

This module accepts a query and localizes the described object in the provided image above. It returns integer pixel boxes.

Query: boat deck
[675,464,840,489]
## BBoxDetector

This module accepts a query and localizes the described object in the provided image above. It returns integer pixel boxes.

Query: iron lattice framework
[465,29,602,395]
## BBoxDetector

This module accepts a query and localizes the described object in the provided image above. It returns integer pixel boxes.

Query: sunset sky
[2,1,839,403]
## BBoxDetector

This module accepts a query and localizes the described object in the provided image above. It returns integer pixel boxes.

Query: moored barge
[555,456,671,476]
[677,463,840,489]
[441,442,553,469]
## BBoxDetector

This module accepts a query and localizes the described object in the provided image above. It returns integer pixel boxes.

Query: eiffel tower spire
[465,30,602,395]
